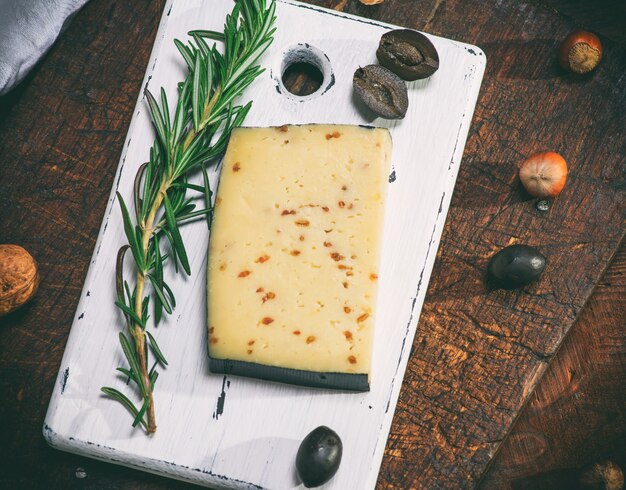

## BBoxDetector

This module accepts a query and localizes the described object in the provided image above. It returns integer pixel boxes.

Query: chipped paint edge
[42,423,262,489]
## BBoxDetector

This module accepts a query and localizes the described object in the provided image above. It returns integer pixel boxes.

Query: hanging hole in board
[283,62,323,96]
[276,44,334,100]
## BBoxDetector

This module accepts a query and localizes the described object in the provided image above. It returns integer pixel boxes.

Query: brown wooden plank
[479,0,626,485]
[0,0,624,489]
[0,0,171,488]
[367,0,626,487]
[480,242,626,489]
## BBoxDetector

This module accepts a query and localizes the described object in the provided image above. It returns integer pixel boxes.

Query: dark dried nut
[377,29,439,80]
[353,65,408,119]
[488,244,546,290]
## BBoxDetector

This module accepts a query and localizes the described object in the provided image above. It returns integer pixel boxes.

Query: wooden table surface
[0,0,624,489]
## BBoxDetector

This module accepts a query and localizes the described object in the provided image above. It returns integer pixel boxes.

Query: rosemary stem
[182,87,222,152]
[133,324,156,433]
[133,185,167,434]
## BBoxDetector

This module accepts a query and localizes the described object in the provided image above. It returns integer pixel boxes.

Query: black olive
[296,426,343,488]
[353,65,409,119]
[376,29,439,81]
[487,244,546,289]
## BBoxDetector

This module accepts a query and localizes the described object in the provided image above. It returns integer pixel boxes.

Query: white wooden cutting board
[44,1,485,488]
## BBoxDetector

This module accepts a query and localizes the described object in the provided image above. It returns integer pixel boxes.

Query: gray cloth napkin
[0,0,89,95]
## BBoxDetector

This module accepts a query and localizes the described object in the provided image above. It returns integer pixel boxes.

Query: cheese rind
[209,358,369,391]
[208,124,391,385]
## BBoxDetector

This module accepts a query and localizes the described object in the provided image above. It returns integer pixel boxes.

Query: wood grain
[541,0,626,46]
[0,0,624,488]
[480,243,626,489]
[0,0,168,488]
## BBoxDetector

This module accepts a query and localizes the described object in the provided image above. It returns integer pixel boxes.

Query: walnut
[0,245,39,316]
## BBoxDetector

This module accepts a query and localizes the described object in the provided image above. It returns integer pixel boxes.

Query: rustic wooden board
[42,1,485,488]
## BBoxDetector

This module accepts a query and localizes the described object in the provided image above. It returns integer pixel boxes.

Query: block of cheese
[208,124,391,391]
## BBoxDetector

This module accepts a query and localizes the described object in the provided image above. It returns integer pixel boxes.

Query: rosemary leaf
[123,281,134,311]
[201,165,212,230]
[141,296,150,326]
[170,182,206,193]
[192,51,203,132]
[161,281,176,309]
[117,193,144,271]
[146,330,168,366]
[133,399,150,428]
[163,193,191,275]
[116,367,139,385]
[115,300,144,328]
[177,208,211,224]
[192,32,211,58]
[145,89,169,155]
[160,88,171,135]
[101,387,148,431]
[150,370,159,390]
[174,39,195,70]
[147,274,173,315]
[172,79,191,145]
[133,163,149,220]
[119,332,148,397]
[116,245,130,302]
[161,228,180,274]
[190,30,226,43]
[152,234,164,325]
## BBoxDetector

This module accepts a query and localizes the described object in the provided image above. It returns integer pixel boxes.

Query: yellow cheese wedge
[208,124,391,390]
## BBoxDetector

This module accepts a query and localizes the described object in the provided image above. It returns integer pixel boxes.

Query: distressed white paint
[44,1,485,488]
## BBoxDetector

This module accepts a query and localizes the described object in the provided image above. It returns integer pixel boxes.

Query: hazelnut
[519,151,568,198]
[559,30,603,74]
[579,461,624,490]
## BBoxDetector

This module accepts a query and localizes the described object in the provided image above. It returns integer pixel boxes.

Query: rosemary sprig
[102,0,276,434]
